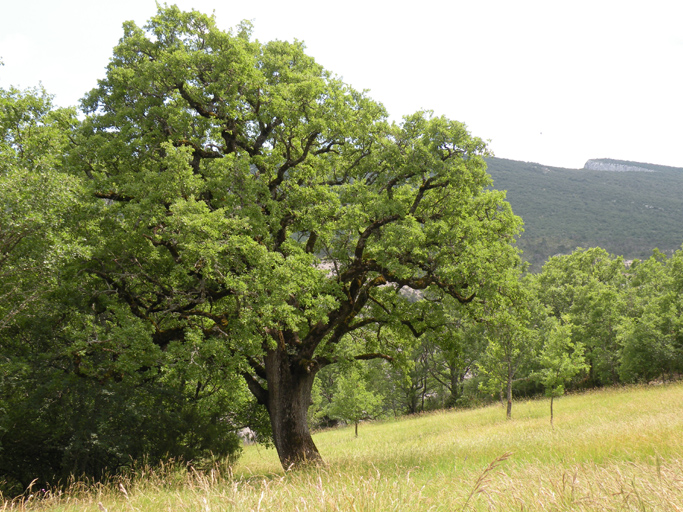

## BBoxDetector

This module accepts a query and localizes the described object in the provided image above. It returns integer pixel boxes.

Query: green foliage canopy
[0,85,256,493]
[533,247,626,386]
[73,5,523,469]
[0,86,81,329]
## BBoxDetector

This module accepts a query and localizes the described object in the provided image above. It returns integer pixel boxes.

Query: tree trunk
[506,369,513,420]
[550,395,554,429]
[448,368,463,407]
[264,348,322,470]
[355,421,358,437]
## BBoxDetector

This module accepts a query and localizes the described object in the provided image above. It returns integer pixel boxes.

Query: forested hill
[486,157,683,270]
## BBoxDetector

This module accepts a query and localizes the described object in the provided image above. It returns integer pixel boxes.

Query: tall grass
[4,382,683,511]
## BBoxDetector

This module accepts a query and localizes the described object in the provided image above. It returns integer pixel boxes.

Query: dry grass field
[3,382,683,511]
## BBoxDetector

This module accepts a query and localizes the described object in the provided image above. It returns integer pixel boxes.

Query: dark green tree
[0,85,80,329]
[0,85,83,491]
[0,85,251,492]
[618,249,683,382]
[422,310,486,408]
[534,248,627,386]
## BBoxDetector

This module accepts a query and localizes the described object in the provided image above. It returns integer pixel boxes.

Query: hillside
[486,157,683,270]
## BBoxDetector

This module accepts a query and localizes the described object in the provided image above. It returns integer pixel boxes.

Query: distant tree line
[310,246,683,430]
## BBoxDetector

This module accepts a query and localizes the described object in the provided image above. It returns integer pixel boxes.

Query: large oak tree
[75,6,522,469]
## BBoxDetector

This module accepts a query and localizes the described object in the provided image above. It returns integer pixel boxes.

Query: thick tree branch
[177,82,220,119]
[353,215,400,260]
[409,176,448,216]
[143,234,181,263]
[94,191,133,202]
[246,355,267,380]
[353,352,394,362]
[268,131,320,198]
[242,371,269,408]
[346,317,386,332]
[275,214,295,249]
[364,259,476,304]
[401,319,426,338]
[315,352,393,368]
[305,232,318,254]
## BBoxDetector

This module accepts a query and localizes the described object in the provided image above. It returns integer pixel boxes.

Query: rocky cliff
[584,159,656,172]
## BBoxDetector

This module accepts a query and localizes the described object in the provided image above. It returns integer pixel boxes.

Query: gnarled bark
[264,348,322,469]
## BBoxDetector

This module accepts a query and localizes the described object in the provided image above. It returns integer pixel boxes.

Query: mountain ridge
[485,157,683,270]
[583,158,683,173]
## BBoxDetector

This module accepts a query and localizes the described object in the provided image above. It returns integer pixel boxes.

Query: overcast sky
[1,0,682,169]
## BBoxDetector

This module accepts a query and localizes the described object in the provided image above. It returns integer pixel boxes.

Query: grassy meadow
[4,382,683,511]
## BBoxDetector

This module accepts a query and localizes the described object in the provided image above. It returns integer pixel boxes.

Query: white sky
[1,0,682,169]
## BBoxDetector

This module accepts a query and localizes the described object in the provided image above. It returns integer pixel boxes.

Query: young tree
[328,365,383,437]
[476,273,543,420]
[534,317,588,427]
[478,307,538,419]
[74,6,522,469]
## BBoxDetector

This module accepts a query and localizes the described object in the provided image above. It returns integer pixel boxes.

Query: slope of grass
[5,382,683,511]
